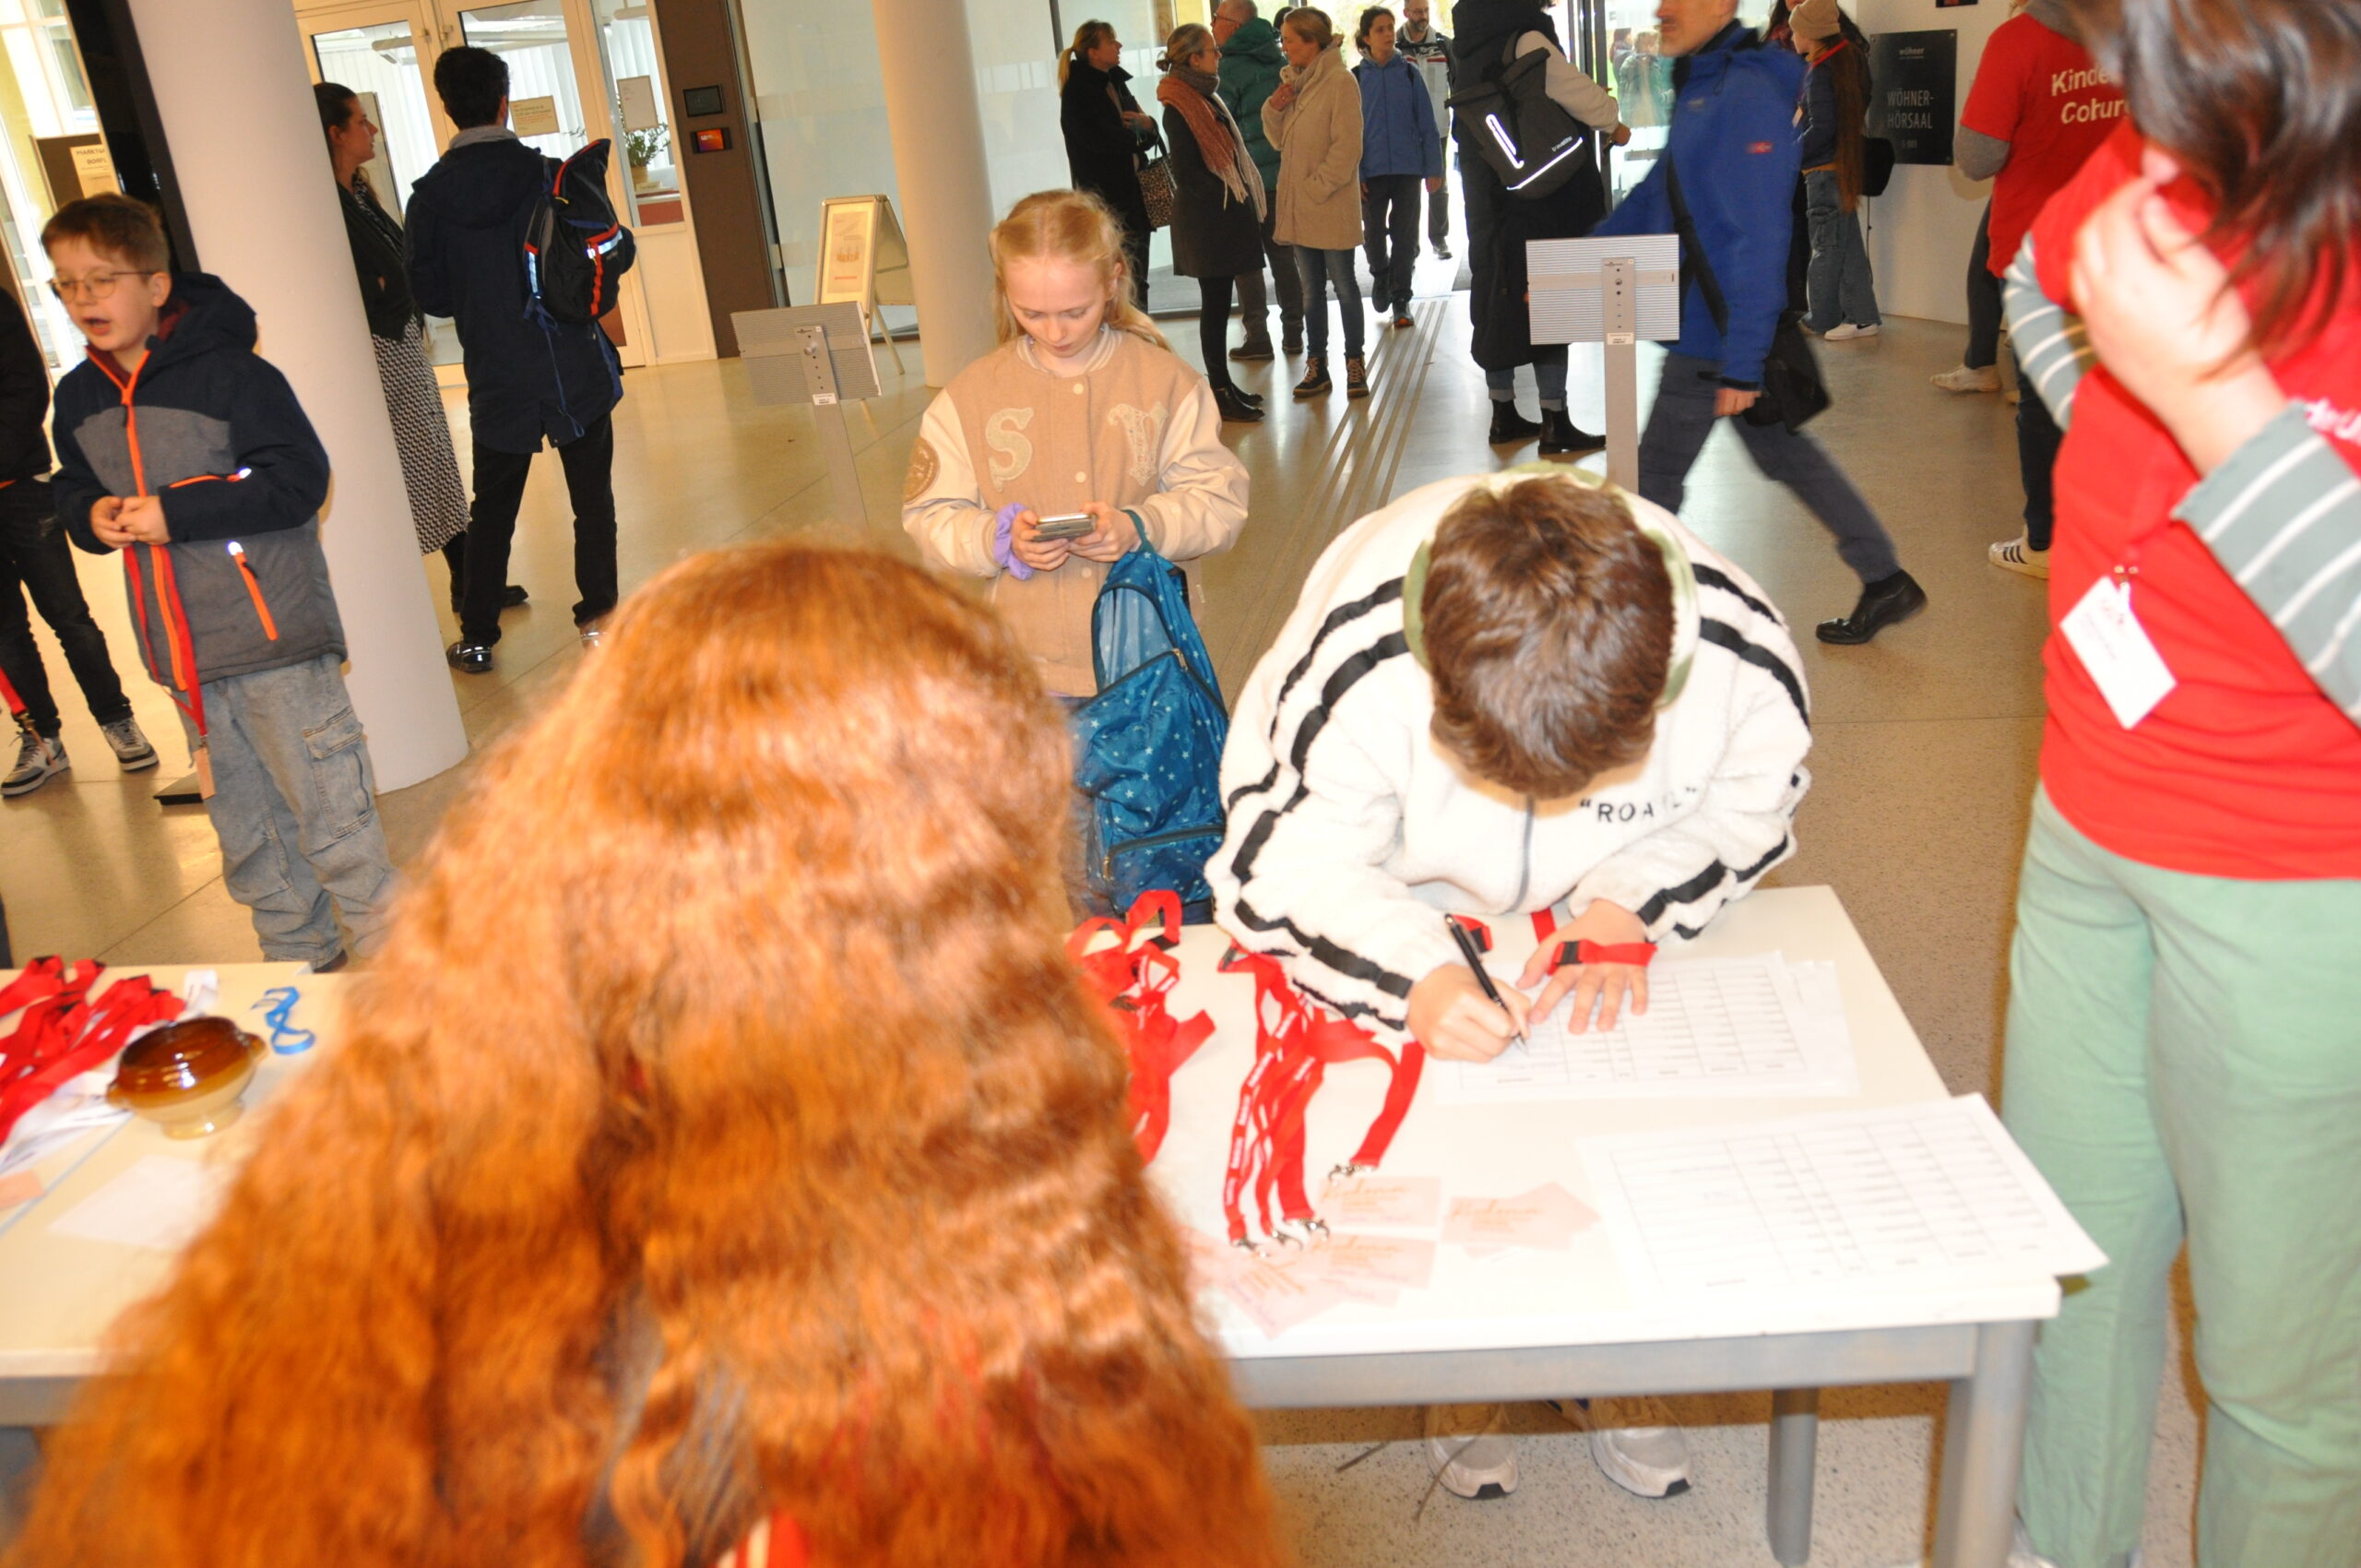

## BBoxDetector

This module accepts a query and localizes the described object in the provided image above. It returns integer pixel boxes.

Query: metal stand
[792,323,868,529]
[1768,1385,1821,1565]
[735,303,884,531]
[1525,233,1679,492]
[1600,255,1643,493]
[1932,1320,2037,1568]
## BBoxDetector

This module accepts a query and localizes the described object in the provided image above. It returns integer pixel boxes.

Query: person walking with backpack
[1451,0,1623,456]
[1594,0,1923,644]
[1352,6,1442,332]
[1159,25,1269,424]
[1396,0,1453,258]
[1788,0,1881,340]
[406,45,626,674]
[1215,1,1305,360]
[1264,8,1367,399]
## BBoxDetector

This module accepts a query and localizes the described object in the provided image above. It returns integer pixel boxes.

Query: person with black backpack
[407,45,632,674]
[1447,0,1624,456]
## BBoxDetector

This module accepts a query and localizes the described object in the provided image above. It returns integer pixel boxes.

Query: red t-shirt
[1961,16,2126,276]
[2033,125,2361,880]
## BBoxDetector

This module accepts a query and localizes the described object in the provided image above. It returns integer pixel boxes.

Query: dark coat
[405,133,622,454]
[0,286,52,484]
[1453,0,1608,370]
[1062,60,1146,215]
[338,176,417,341]
[1161,98,1264,279]
[55,274,343,685]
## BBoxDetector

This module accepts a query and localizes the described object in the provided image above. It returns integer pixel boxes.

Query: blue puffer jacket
[1353,53,1443,180]
[1596,23,1803,388]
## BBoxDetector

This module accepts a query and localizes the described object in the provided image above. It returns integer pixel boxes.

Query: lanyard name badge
[2060,541,2177,730]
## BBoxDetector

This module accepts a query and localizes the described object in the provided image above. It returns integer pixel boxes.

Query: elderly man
[1397,0,1453,258]
[1596,0,1925,645]
[1213,0,1305,358]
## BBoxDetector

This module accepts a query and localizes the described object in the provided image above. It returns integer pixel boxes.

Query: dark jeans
[1234,207,1304,342]
[2018,385,2063,552]
[1195,276,1238,391]
[1965,202,2000,370]
[0,477,132,736]
[1296,247,1366,361]
[1639,351,1902,583]
[1428,167,1450,246]
[461,418,617,646]
[1361,173,1420,311]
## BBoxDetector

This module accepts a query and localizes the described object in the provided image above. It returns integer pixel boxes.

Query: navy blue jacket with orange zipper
[56,272,341,695]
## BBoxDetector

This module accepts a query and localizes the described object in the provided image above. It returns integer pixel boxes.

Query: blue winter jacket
[1353,53,1443,181]
[1595,24,1803,388]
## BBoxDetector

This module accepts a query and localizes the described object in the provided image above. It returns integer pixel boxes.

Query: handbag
[1665,158,1832,433]
[1138,130,1177,230]
[1862,136,1896,198]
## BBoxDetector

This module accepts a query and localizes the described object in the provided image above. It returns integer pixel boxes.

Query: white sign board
[509,95,562,137]
[68,143,117,197]
[617,75,660,133]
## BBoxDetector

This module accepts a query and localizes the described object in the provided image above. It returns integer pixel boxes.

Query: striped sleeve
[2174,403,2361,722]
[2003,235,2093,428]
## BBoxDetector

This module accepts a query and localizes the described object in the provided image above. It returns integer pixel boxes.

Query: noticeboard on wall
[1872,30,1958,165]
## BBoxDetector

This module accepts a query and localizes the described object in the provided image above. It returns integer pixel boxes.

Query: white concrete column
[870,0,1000,386]
[122,0,468,790]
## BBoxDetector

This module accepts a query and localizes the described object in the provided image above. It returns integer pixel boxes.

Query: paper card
[1444,1182,1600,1251]
[1317,1172,1442,1229]
[2061,576,2176,729]
[1222,1253,1347,1336]
[509,95,562,138]
[1315,1231,1437,1290]
[47,1156,230,1252]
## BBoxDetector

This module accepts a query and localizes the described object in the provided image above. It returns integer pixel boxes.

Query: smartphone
[1034,512,1096,540]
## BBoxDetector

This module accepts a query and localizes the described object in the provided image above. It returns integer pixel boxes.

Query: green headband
[1401,469,1695,711]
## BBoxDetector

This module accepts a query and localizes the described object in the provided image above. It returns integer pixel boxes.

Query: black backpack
[522,139,636,326]
[1444,35,1591,200]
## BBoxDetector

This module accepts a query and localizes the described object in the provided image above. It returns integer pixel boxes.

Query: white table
[1148,886,2047,1568]
[0,963,338,1427]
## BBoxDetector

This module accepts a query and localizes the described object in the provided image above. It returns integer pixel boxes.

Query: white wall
[1856,0,2011,325]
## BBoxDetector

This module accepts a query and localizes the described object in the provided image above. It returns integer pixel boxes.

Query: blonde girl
[901,188,1251,699]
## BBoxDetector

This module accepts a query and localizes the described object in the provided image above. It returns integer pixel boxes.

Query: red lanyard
[1216,947,1424,1249]
[1067,891,1215,1166]
[0,961,184,1143]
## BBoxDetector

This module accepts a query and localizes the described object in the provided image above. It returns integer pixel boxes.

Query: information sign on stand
[815,195,913,375]
[734,303,882,529]
[1526,234,1682,493]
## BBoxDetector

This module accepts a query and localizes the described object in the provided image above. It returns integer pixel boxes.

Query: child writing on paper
[1209,467,1811,1504]
[48,194,397,970]
[900,188,1251,701]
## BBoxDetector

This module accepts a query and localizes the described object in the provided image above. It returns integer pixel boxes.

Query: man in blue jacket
[407,45,623,673]
[1596,0,1923,644]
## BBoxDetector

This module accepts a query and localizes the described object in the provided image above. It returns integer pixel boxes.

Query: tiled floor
[4,270,2206,1563]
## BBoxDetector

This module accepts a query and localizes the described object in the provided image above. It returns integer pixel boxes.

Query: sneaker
[1989,533,2050,578]
[1293,360,1332,398]
[1823,322,1880,340]
[579,625,606,650]
[445,640,494,674]
[1932,362,2002,394]
[101,717,159,771]
[1344,357,1370,399]
[1816,568,1928,644]
[1434,241,1453,259]
[1394,311,1414,330]
[1422,1404,1518,1499]
[1547,1399,1694,1498]
[3,731,68,797]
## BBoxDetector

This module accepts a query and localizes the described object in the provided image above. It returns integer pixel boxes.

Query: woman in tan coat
[1262,7,1366,398]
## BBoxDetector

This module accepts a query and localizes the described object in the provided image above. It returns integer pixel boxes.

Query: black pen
[1445,915,1528,1054]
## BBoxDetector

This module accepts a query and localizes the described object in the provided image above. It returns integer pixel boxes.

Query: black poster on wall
[1872,30,1959,165]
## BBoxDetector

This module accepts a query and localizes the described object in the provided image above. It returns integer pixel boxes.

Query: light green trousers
[2002,789,2361,1568]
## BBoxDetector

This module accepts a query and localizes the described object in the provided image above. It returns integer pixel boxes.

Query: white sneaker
[1547,1398,1694,1497]
[1882,1519,2069,1568]
[101,717,158,771]
[1422,1403,1518,1499]
[3,731,68,797]
[1990,533,2051,579]
[1823,322,1881,340]
[1932,362,2002,393]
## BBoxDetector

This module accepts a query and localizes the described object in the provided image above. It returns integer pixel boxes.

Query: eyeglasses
[49,271,154,303]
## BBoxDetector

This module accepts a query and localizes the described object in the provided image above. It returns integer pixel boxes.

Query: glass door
[0,0,109,373]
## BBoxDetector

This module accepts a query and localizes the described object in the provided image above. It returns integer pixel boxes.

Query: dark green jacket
[1219,18,1287,188]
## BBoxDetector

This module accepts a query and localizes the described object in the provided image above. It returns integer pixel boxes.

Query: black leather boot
[1488,401,1540,445]
[1539,408,1606,457]
[1815,570,1928,644]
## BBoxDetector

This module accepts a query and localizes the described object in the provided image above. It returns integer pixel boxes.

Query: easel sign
[1527,233,1682,492]
[815,195,913,374]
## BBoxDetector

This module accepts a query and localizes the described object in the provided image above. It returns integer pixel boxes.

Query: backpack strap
[1122,507,1149,550]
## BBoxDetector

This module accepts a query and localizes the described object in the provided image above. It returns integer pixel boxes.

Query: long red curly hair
[8,545,1288,1568]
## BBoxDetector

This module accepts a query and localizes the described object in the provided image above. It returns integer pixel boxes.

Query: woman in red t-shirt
[6,548,1289,1568]
[1997,2,2361,1566]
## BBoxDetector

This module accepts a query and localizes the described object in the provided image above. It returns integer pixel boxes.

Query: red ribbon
[1548,939,1658,971]
[1067,892,1213,1167]
[1216,948,1423,1247]
[0,960,184,1144]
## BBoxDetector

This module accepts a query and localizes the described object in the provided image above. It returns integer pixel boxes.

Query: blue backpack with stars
[1072,512,1229,915]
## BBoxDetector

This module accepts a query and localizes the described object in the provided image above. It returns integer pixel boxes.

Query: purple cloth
[991,501,1035,580]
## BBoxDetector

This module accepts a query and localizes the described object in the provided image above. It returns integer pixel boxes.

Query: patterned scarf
[1156,67,1266,219]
